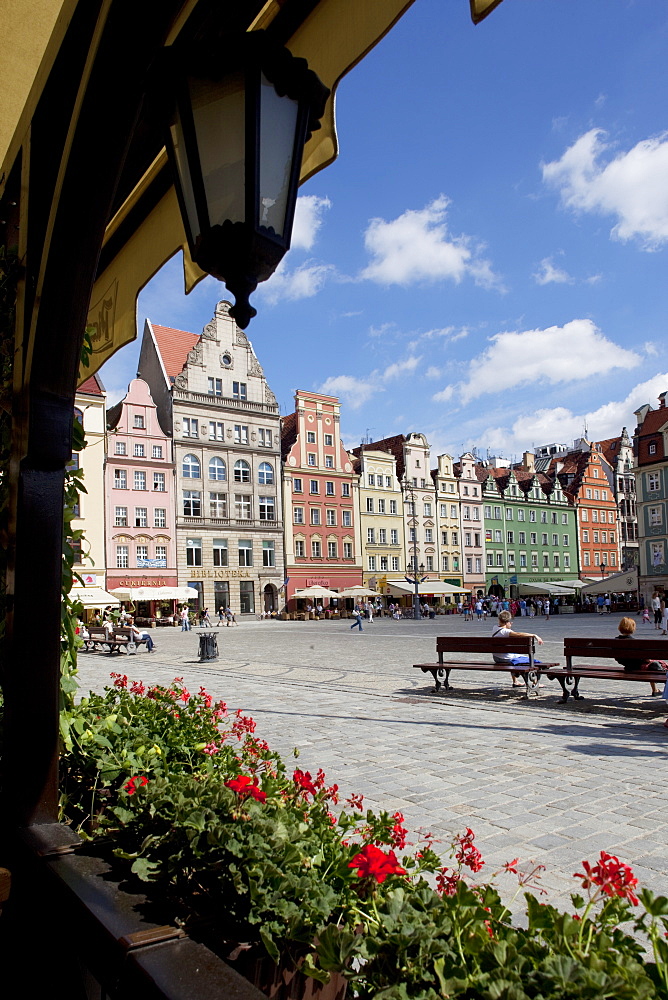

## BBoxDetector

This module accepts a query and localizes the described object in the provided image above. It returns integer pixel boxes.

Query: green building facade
[478,466,578,598]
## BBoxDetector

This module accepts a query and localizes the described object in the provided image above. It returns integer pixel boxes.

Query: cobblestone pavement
[76,612,668,910]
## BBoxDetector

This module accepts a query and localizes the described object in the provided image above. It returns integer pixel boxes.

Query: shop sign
[137,558,167,568]
[116,577,169,587]
[306,577,329,586]
[190,569,251,578]
[80,573,97,586]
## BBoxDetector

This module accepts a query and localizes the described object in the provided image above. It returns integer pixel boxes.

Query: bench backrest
[565,637,668,660]
[87,627,108,639]
[436,636,534,655]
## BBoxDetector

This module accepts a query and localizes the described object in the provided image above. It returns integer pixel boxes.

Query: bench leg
[556,675,583,703]
[523,669,541,699]
[433,668,452,692]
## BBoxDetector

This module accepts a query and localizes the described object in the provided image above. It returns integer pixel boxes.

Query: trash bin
[198,632,219,661]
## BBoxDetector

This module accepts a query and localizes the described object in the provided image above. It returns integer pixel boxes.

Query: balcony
[174,388,279,416]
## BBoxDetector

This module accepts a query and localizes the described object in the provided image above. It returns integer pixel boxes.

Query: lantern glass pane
[190,71,246,228]
[259,73,299,238]
[170,108,199,245]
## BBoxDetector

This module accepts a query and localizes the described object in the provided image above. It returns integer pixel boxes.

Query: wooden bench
[546,637,668,703]
[414,636,560,698]
[82,626,148,655]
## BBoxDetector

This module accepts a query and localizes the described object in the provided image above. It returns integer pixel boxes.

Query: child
[642,606,651,625]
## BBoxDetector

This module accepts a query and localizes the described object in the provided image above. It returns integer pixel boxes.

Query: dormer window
[649,443,657,455]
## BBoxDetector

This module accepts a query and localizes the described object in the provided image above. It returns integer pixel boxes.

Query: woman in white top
[492,610,544,687]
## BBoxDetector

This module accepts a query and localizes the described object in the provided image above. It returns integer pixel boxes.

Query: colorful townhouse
[105,377,177,596]
[455,452,485,597]
[353,447,405,591]
[433,454,463,588]
[598,428,639,571]
[137,300,285,615]
[281,391,362,604]
[71,374,108,608]
[633,393,668,603]
[478,454,577,597]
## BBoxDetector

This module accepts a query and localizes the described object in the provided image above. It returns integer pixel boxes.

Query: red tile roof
[77,373,105,395]
[151,323,200,379]
[280,411,298,461]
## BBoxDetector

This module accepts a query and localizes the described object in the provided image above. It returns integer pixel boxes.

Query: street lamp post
[599,562,607,580]
[401,476,424,619]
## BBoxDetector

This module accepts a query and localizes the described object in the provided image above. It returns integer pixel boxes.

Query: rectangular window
[391,529,398,544]
[341,483,350,498]
[494,506,501,519]
[134,507,147,527]
[531,553,538,567]
[601,531,607,544]
[307,431,316,444]
[380,555,388,570]
[475,558,481,573]
[610,552,616,566]
[232,381,247,400]
[155,545,166,564]
[183,417,198,437]
[367,528,375,543]
[648,472,660,492]
[385,476,392,488]
[114,506,127,527]
[584,551,590,566]
[116,545,128,568]
[507,531,514,543]
[366,497,374,512]
[552,533,558,546]
[152,445,163,459]
[209,493,227,518]
[325,455,333,468]
[517,509,525,521]
[311,508,321,525]
[326,509,336,526]
[208,377,222,396]
[136,544,148,564]
[563,534,569,546]
[583,529,589,542]
[553,553,560,568]
[115,441,126,455]
[543,554,549,568]
[324,434,333,446]
[310,480,319,494]
[293,506,304,524]
[295,540,305,557]
[343,542,352,558]
[134,471,146,491]
[610,531,615,543]
[442,555,449,571]
[581,509,589,521]
[564,554,570,568]
[463,506,470,520]
[186,538,202,567]
[518,531,526,543]
[235,494,252,519]
[378,499,386,513]
[293,478,303,492]
[592,510,599,522]
[133,415,144,429]
[389,500,397,514]
[213,539,228,567]
[542,533,548,545]
[368,474,375,486]
[114,469,127,489]
[508,552,515,566]
[153,472,165,492]
[540,511,547,523]
[505,508,513,520]
[234,424,248,444]
[529,511,536,522]
[391,556,399,570]
[326,481,335,495]
[451,531,458,546]
[183,491,201,517]
[562,513,568,524]
[134,443,145,457]
[586,488,592,499]
[519,554,527,567]
[263,541,275,567]
[209,421,224,441]
[154,507,166,528]
[379,528,386,543]
[424,503,432,516]
[342,511,352,527]
[484,505,492,518]
[312,540,322,558]
[425,528,433,542]
[259,497,275,520]
[238,540,253,566]
[530,532,537,544]
[411,528,418,543]
[426,556,434,571]
[368,556,376,571]
[494,530,502,543]
[307,453,317,466]
[328,541,337,558]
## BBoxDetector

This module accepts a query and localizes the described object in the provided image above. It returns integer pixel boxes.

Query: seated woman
[492,610,544,688]
[614,616,665,696]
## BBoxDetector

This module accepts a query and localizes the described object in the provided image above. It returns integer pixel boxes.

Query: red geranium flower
[293,769,318,796]
[454,828,484,873]
[124,775,148,796]
[436,866,461,896]
[573,851,639,905]
[225,774,266,803]
[348,843,407,884]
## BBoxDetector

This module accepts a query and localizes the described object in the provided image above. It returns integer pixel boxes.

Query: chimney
[522,451,535,472]
[660,392,668,409]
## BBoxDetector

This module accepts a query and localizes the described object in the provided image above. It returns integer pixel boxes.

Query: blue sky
[101,0,668,462]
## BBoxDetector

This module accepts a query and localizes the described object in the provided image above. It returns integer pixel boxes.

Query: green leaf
[131,857,160,881]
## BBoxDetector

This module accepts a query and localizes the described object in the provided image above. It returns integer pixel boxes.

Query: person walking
[217,606,225,626]
[652,591,662,630]
[350,605,364,631]
[202,607,212,626]
[225,607,237,626]
[544,598,550,621]
[180,607,191,631]
[366,601,374,623]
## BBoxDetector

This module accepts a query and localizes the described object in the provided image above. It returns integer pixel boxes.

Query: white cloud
[425,366,441,379]
[479,373,668,456]
[360,196,501,289]
[261,260,334,303]
[291,195,331,250]
[644,341,659,357]
[533,257,573,285]
[381,356,421,380]
[542,128,668,249]
[457,319,640,404]
[318,375,377,410]
[432,384,455,403]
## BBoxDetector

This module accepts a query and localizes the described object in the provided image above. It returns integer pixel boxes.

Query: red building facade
[554,444,620,579]
[281,391,362,605]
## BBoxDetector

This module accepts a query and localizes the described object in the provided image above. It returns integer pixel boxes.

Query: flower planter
[224,944,348,1000]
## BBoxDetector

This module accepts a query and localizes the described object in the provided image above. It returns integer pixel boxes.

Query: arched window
[182,454,201,479]
[234,459,251,483]
[209,456,227,481]
[258,461,274,485]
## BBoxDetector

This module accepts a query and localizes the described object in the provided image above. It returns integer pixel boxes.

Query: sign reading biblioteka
[190,569,251,579]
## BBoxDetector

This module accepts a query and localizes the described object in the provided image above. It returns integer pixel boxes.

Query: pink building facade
[281,391,362,605]
[105,378,177,592]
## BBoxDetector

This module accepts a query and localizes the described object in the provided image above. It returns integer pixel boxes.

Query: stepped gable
[362,434,407,479]
[78,373,105,395]
[513,467,536,496]
[151,323,200,380]
[280,411,298,460]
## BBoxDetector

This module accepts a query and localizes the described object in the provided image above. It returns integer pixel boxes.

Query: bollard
[198,632,219,662]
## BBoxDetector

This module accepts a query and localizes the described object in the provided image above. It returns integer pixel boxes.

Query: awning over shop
[110,586,198,601]
[580,569,638,596]
[518,583,573,596]
[387,581,468,596]
[69,587,120,607]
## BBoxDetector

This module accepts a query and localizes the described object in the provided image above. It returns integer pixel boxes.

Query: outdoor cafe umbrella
[292,586,340,599]
[337,586,380,598]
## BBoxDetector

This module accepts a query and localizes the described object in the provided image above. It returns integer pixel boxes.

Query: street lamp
[164,31,329,328]
[401,476,425,619]
[599,562,607,580]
